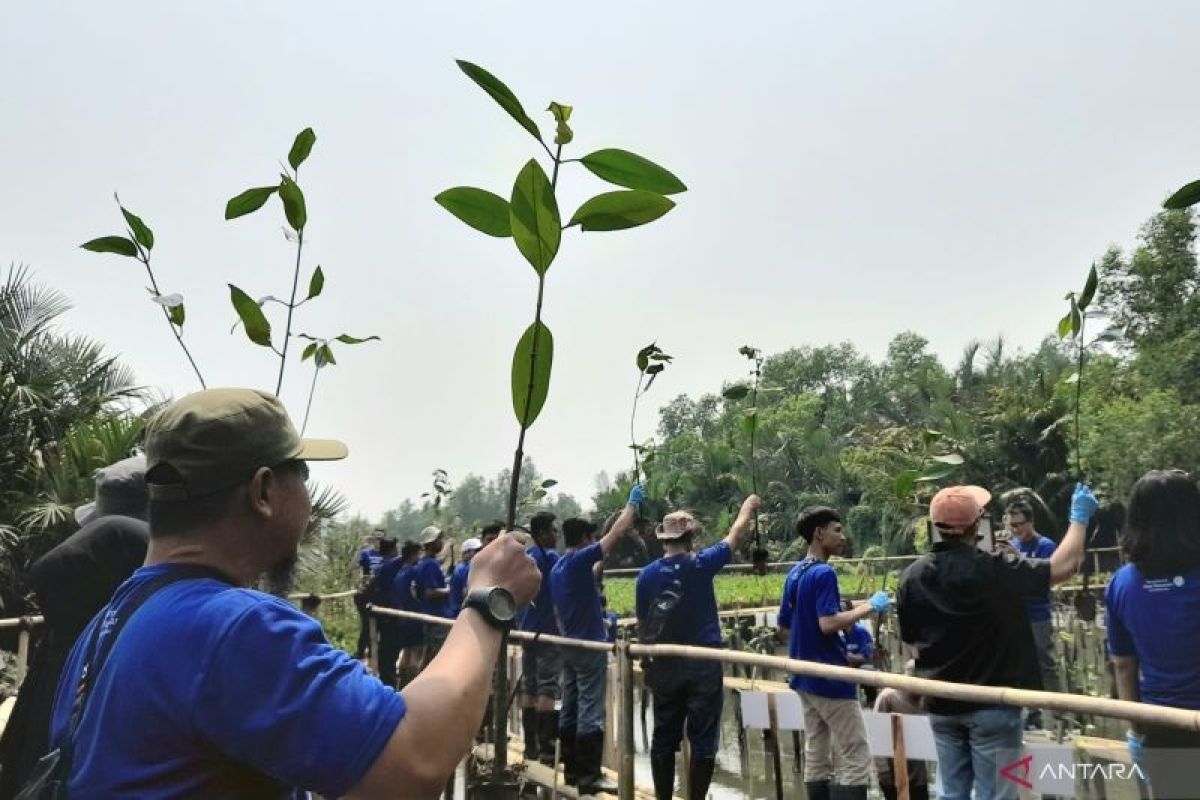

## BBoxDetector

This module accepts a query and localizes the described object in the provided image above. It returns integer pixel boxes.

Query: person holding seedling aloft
[778,507,892,800]
[636,494,760,800]
[550,484,644,794]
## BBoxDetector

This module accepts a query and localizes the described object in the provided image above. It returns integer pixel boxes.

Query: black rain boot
[576,731,618,795]
[688,755,715,800]
[829,785,868,800]
[521,708,538,761]
[560,728,579,786]
[651,753,676,800]
[805,780,832,800]
[536,710,559,765]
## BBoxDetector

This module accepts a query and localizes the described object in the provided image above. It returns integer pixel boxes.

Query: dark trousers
[1141,724,1200,800]
[353,590,371,657]
[647,657,724,759]
[376,619,401,688]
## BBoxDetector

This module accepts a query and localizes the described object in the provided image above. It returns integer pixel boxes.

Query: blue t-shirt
[1016,534,1056,622]
[49,564,405,799]
[358,547,384,577]
[414,556,450,618]
[388,562,421,611]
[448,561,471,618]
[550,543,606,641]
[778,558,855,699]
[1105,563,1200,710]
[520,546,561,633]
[844,622,874,661]
[635,542,732,647]
[370,555,404,607]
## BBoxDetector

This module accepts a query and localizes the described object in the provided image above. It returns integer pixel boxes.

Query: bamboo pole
[618,643,636,800]
[891,714,909,800]
[629,643,1200,732]
[0,615,43,630]
[15,626,30,685]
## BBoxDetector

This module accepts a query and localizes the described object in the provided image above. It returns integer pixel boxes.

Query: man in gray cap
[31,388,539,799]
[0,456,149,798]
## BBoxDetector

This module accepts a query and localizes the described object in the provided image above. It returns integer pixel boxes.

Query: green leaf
[120,208,154,250]
[739,345,760,359]
[288,127,316,170]
[316,344,336,367]
[1164,179,1200,210]
[541,479,558,489]
[334,334,381,344]
[1071,298,1082,337]
[1077,263,1099,311]
[568,190,675,232]
[80,236,139,257]
[279,175,307,231]
[455,60,542,142]
[225,186,278,220]
[644,363,666,391]
[435,187,512,237]
[930,453,964,465]
[548,102,573,145]
[894,469,918,499]
[579,149,687,195]
[509,160,560,275]
[511,320,554,427]
[306,266,324,300]
[1056,310,1074,339]
[301,342,319,361]
[723,383,751,401]
[229,284,273,347]
[1064,371,1080,385]
[915,465,958,483]
[168,303,185,327]
[636,342,658,372]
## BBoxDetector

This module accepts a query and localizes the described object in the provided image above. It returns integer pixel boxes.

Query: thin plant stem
[506,144,563,528]
[1075,316,1085,479]
[137,251,206,389]
[630,370,646,482]
[276,226,304,396]
[751,357,762,546]
[300,362,320,436]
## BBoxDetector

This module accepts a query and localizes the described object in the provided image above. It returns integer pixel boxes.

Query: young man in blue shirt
[519,511,562,766]
[43,388,541,799]
[636,494,759,800]
[365,537,403,686]
[1003,499,1059,730]
[449,536,482,616]
[898,484,1093,800]
[353,532,384,659]
[550,484,643,794]
[778,507,891,800]
[414,524,452,666]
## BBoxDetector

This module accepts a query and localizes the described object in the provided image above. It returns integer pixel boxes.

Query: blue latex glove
[627,483,646,507]
[1126,729,1145,766]
[869,591,891,614]
[1070,482,1099,525]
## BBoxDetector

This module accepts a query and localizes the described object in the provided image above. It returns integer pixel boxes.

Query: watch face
[487,588,517,622]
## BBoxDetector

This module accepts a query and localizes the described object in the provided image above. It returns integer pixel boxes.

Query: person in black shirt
[896,484,1095,800]
[0,456,149,799]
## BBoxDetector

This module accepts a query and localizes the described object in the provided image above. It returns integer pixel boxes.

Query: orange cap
[929,485,991,531]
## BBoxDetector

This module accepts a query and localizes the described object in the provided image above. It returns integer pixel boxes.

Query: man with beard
[0,456,149,798]
[34,388,540,799]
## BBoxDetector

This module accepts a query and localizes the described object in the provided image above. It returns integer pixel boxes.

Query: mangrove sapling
[436,59,687,528]
[723,345,770,573]
[81,196,207,388]
[630,342,673,488]
[224,127,378,415]
[1055,263,1100,480]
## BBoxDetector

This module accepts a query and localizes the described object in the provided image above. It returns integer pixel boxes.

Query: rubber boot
[829,785,868,800]
[650,753,676,800]
[805,780,832,800]
[688,755,715,800]
[560,728,578,786]
[521,708,538,761]
[576,731,618,795]
[536,710,559,765]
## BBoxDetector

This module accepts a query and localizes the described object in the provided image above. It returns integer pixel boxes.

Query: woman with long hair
[1105,470,1200,797]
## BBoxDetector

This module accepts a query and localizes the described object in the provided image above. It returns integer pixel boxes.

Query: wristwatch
[462,587,518,631]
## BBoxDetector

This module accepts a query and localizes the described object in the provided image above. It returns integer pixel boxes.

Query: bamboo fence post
[618,642,636,800]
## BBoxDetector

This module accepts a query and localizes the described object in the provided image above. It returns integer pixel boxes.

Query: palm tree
[0,264,144,614]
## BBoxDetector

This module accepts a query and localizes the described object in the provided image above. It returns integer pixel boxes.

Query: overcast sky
[3,1,1198,521]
